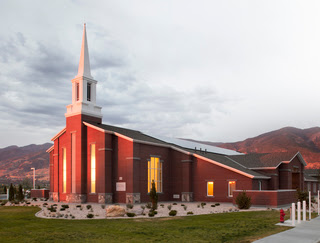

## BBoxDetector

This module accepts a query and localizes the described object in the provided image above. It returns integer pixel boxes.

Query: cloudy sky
[1,1,320,148]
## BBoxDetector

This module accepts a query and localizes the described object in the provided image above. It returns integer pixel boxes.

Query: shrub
[184,205,187,211]
[187,211,193,215]
[87,214,94,218]
[60,208,65,211]
[181,204,185,206]
[167,204,172,210]
[101,205,106,209]
[173,203,177,205]
[149,180,158,210]
[211,205,215,207]
[169,210,177,216]
[201,202,206,208]
[215,203,220,206]
[17,184,24,201]
[146,202,152,209]
[296,189,308,203]
[43,203,48,206]
[86,205,92,210]
[76,205,81,208]
[126,203,134,209]
[148,211,155,217]
[160,204,164,208]
[197,204,200,208]
[61,205,69,209]
[126,212,136,217]
[236,191,251,209]
[32,198,37,201]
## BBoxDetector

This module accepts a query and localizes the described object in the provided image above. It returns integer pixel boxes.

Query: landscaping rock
[106,205,126,217]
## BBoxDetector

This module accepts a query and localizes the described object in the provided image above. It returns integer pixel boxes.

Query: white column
[7,188,9,200]
[292,203,295,226]
[297,201,301,224]
[309,191,311,220]
[303,200,306,221]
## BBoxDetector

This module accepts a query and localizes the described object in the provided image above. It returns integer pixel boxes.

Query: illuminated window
[76,83,79,101]
[87,83,91,101]
[62,148,67,193]
[207,181,214,196]
[148,157,162,193]
[228,181,236,197]
[91,144,96,193]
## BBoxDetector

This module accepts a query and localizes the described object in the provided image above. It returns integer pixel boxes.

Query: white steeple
[65,24,102,119]
[76,24,92,79]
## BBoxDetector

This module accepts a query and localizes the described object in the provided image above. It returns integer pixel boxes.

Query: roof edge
[51,127,66,141]
[46,145,54,153]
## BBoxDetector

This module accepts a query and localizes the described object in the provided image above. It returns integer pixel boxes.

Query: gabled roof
[46,145,54,153]
[229,151,306,169]
[84,121,269,179]
[305,169,320,177]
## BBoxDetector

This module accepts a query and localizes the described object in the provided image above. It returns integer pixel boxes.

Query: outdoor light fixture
[31,168,35,189]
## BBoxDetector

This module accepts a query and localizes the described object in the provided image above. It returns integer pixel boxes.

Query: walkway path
[254,216,320,243]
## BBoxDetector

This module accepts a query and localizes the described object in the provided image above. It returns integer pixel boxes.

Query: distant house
[47,25,313,207]
[304,169,320,195]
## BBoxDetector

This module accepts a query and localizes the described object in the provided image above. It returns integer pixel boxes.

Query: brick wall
[31,189,49,198]
[233,189,296,207]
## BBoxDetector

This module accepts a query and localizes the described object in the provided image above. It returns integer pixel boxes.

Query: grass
[0,207,303,242]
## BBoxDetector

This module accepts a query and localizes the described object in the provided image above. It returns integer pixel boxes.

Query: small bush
[146,202,152,209]
[169,210,177,216]
[215,203,220,206]
[86,205,92,210]
[236,191,251,209]
[60,208,65,211]
[181,204,185,206]
[61,204,69,209]
[76,205,81,208]
[101,205,106,209]
[211,205,215,207]
[183,205,187,211]
[167,204,172,210]
[32,198,37,201]
[173,203,177,205]
[197,204,200,208]
[201,202,206,208]
[148,211,155,217]
[87,213,94,218]
[126,212,136,217]
[126,203,134,209]
[160,204,164,208]
[187,211,194,215]
[43,203,48,206]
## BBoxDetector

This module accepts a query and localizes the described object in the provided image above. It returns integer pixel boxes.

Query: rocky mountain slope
[0,143,52,184]
[189,127,320,168]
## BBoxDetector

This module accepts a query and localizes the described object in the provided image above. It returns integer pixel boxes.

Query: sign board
[116,182,126,191]
[173,194,180,199]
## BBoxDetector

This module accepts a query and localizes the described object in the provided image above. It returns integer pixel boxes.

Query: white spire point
[76,23,92,79]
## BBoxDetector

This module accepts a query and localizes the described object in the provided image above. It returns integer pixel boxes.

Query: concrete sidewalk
[254,216,320,243]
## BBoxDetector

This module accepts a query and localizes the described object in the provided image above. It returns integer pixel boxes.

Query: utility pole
[31,168,35,189]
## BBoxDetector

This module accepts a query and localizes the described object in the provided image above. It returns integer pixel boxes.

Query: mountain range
[189,126,320,169]
[1,126,320,184]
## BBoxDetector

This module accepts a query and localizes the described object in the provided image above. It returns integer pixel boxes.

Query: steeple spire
[76,23,92,79]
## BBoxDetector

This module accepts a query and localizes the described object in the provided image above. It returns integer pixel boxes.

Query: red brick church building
[47,25,310,207]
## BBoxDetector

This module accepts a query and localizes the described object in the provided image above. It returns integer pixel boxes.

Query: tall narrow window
[91,144,96,193]
[207,181,214,196]
[148,157,162,193]
[228,181,236,197]
[76,83,79,101]
[87,83,91,101]
[62,148,67,193]
[258,181,262,191]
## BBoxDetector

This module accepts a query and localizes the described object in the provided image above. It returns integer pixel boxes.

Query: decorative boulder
[106,205,126,217]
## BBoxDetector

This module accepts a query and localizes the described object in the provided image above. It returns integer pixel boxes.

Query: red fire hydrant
[280,209,285,223]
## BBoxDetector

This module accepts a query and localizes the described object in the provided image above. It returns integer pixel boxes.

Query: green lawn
[0,206,291,243]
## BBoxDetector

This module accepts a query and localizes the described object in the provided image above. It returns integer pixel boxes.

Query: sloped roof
[305,169,320,177]
[85,121,269,179]
[229,151,305,169]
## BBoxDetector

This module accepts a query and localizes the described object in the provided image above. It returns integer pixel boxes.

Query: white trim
[228,180,236,197]
[51,127,66,141]
[233,189,296,192]
[46,145,54,153]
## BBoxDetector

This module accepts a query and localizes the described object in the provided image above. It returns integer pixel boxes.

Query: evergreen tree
[149,180,158,210]
[9,184,14,201]
[3,185,7,194]
[17,184,24,201]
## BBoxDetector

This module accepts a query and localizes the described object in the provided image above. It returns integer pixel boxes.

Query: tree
[3,185,7,194]
[17,184,24,201]
[149,180,158,210]
[9,184,14,201]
